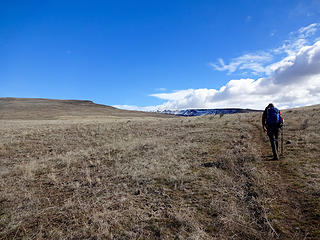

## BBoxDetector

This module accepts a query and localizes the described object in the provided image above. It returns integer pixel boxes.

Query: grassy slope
[0,99,319,239]
[0,98,171,120]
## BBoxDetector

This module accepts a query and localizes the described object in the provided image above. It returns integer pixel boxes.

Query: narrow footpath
[249,122,320,240]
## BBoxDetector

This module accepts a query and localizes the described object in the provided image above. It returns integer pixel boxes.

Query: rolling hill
[0,98,173,120]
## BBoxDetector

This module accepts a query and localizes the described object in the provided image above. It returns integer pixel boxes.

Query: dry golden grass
[0,99,319,239]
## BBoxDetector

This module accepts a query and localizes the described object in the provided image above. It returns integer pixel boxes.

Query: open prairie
[0,99,319,239]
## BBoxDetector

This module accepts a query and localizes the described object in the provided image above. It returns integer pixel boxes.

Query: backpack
[266,107,283,126]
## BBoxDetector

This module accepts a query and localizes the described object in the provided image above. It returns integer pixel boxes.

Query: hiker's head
[267,103,274,108]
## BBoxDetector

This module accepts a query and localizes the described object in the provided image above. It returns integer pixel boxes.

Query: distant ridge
[158,108,263,116]
[0,98,173,120]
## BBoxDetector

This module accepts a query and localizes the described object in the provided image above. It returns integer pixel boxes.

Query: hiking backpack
[266,107,283,126]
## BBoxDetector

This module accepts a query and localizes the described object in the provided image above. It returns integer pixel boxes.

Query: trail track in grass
[248,107,320,240]
[250,125,320,239]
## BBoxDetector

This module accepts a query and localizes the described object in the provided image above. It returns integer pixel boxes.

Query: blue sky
[1,0,320,110]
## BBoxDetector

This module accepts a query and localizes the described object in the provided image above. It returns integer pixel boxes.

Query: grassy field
[0,99,319,239]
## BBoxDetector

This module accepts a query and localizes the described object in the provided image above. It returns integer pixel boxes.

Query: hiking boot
[272,156,279,160]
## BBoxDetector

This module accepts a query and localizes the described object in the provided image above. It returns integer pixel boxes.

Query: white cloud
[113,104,158,111]
[298,23,320,37]
[210,53,273,75]
[116,24,320,111]
[273,23,320,58]
[211,23,320,76]
[150,89,195,101]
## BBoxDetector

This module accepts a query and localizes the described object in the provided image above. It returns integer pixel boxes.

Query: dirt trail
[248,122,319,239]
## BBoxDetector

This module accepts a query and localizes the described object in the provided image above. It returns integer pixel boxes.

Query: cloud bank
[115,24,320,111]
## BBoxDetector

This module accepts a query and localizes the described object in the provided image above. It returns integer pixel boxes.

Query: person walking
[262,103,284,160]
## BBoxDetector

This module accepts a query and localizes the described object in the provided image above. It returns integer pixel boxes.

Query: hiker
[262,103,284,160]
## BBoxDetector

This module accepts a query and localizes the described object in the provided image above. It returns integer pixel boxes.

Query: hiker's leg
[274,128,279,152]
[268,128,278,160]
